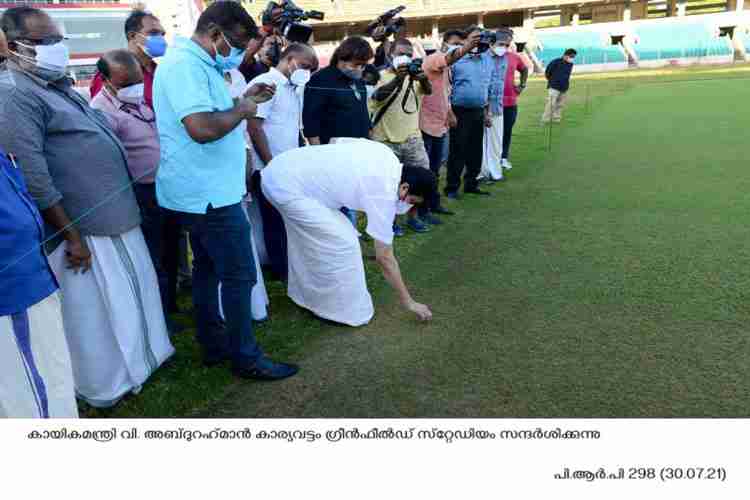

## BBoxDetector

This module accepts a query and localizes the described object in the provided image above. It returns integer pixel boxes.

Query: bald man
[246,43,318,281]
[89,49,170,316]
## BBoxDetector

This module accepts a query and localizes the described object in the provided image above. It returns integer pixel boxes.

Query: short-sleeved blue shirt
[153,37,246,214]
[450,51,494,110]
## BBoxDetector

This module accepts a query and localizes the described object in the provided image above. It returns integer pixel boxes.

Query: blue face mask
[214,32,245,71]
[141,34,167,58]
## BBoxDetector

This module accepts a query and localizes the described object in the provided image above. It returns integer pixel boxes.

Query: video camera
[406,58,423,78]
[366,5,407,40]
[262,0,325,44]
[477,30,497,54]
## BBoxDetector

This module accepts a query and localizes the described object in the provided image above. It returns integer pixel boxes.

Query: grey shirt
[0,62,140,250]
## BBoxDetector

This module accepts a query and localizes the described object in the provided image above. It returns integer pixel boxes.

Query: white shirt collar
[268,66,290,85]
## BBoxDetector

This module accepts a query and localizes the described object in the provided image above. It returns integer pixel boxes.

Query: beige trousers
[542,89,568,123]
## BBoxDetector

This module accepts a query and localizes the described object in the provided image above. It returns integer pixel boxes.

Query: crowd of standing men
[0,1,574,418]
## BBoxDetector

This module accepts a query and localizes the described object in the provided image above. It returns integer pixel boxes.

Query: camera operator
[369,39,439,234]
[372,23,406,70]
[238,32,285,83]
[369,6,407,69]
[444,26,496,199]
[420,29,480,184]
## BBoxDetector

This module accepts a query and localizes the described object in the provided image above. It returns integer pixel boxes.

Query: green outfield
[88,63,750,418]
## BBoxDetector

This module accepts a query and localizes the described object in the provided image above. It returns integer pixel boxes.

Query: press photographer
[261,0,324,44]
[369,39,441,235]
[444,26,498,199]
[367,5,408,69]
[420,28,480,185]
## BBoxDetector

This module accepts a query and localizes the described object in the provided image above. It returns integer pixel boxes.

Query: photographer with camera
[420,29,481,184]
[444,26,496,199]
[368,5,407,70]
[238,33,285,83]
[261,0,324,43]
[369,38,439,234]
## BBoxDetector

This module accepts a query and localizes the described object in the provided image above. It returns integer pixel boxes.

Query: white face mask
[493,46,508,57]
[443,44,461,54]
[396,200,413,215]
[13,41,70,81]
[290,68,311,87]
[366,85,376,100]
[116,83,144,105]
[392,55,412,69]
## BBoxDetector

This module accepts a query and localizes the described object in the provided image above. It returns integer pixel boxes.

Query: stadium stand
[232,1,750,73]
[632,20,733,64]
[534,29,627,71]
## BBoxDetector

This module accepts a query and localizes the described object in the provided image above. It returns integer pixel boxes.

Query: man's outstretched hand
[408,301,433,322]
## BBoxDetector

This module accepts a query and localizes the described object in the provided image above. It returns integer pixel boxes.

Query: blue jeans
[422,131,447,177]
[177,203,262,369]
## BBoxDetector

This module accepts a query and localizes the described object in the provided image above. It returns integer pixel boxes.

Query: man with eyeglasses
[90,49,170,317]
[0,6,175,408]
[0,25,77,419]
[153,1,298,381]
[89,9,166,109]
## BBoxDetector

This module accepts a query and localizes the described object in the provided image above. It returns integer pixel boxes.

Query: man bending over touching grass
[261,139,434,326]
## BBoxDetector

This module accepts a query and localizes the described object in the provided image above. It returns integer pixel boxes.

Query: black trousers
[162,207,183,313]
[502,105,518,160]
[133,182,170,313]
[446,106,485,194]
[252,170,288,282]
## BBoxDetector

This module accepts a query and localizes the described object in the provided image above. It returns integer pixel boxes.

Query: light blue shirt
[450,51,494,109]
[488,53,508,115]
[153,37,246,214]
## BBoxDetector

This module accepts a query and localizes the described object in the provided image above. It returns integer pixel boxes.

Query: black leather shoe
[203,353,230,368]
[465,188,492,196]
[432,206,455,215]
[233,357,299,381]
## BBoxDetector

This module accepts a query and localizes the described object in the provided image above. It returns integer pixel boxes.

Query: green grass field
[87,63,750,418]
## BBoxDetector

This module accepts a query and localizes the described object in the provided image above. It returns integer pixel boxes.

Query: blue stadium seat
[633,22,732,61]
[535,30,626,66]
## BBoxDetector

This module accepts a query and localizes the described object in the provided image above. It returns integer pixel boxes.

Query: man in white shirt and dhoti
[261,139,434,326]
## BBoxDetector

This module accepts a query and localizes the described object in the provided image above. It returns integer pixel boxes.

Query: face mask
[396,200,413,215]
[13,41,69,81]
[290,68,311,87]
[341,68,363,81]
[140,34,167,58]
[116,83,144,105]
[493,46,507,57]
[392,55,411,69]
[214,33,245,71]
[443,44,461,54]
[366,85,376,100]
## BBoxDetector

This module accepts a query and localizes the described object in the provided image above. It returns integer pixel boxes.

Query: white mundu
[480,114,504,181]
[0,293,78,418]
[261,140,403,327]
[47,228,175,408]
